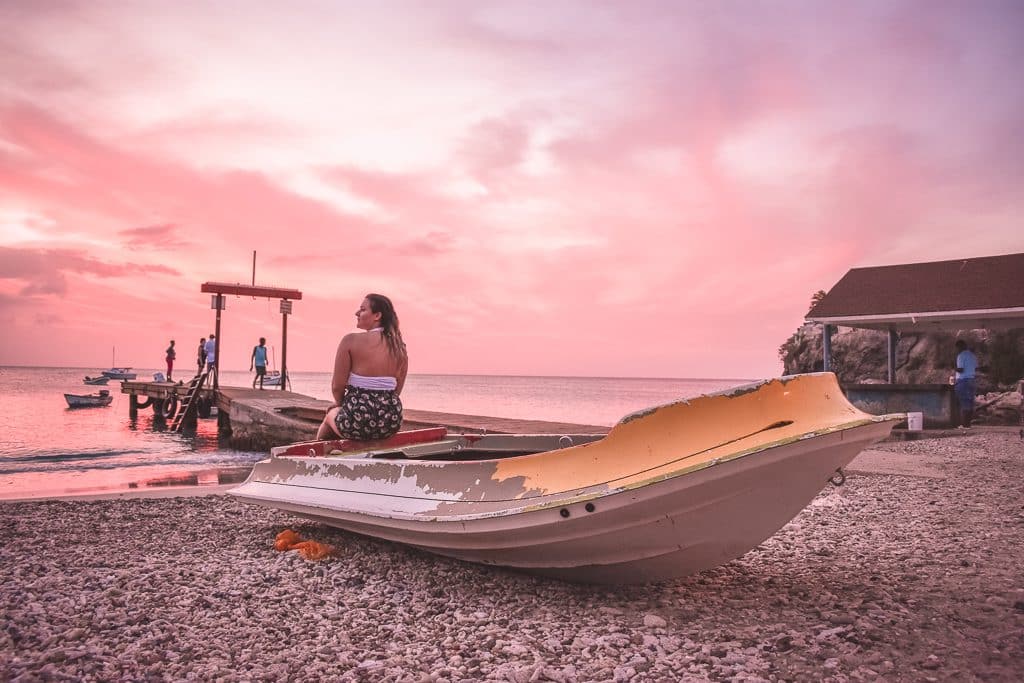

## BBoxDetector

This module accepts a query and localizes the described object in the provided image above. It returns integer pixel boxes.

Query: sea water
[0,366,751,500]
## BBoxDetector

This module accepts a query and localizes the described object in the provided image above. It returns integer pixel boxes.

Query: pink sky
[1,1,1021,378]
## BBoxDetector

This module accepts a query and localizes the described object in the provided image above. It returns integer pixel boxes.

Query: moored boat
[261,371,283,387]
[229,373,902,583]
[101,367,137,380]
[64,390,113,408]
[83,375,110,385]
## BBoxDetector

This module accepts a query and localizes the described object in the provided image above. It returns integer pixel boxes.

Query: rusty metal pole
[213,294,223,390]
[280,309,288,391]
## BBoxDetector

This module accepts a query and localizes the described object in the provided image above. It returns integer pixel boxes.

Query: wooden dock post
[129,394,138,419]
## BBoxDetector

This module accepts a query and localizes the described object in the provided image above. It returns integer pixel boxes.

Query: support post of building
[822,324,834,373]
[887,328,898,384]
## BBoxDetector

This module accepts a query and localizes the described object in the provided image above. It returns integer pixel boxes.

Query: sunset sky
[1,1,1021,379]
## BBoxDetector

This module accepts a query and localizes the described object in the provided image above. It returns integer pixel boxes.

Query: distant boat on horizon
[102,346,136,380]
[101,367,136,380]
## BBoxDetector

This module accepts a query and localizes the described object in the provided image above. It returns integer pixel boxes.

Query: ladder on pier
[172,371,210,432]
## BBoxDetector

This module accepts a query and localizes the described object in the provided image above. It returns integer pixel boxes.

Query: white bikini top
[348,372,397,390]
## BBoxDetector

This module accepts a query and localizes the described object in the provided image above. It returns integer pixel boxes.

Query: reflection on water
[1,366,749,500]
[129,466,254,490]
[0,367,267,500]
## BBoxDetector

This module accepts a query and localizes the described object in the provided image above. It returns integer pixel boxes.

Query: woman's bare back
[347,330,405,378]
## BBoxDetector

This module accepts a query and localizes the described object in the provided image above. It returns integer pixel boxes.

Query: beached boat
[64,390,113,408]
[83,375,110,385]
[101,367,137,380]
[229,373,902,583]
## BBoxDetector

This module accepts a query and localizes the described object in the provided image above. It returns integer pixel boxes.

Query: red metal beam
[201,282,303,300]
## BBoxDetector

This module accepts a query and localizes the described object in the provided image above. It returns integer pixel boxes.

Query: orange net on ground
[273,529,336,560]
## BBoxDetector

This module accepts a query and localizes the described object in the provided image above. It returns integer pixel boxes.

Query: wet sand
[2,431,1022,681]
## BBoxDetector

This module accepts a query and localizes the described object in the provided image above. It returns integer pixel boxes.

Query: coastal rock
[780,324,1024,425]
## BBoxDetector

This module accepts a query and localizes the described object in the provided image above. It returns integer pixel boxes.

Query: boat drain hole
[585,503,596,513]
[559,508,570,518]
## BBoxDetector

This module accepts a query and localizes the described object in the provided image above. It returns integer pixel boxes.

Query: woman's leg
[317,406,343,440]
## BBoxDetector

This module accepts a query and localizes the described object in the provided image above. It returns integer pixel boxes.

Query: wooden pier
[120,380,610,451]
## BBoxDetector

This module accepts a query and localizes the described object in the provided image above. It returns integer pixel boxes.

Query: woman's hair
[366,293,406,359]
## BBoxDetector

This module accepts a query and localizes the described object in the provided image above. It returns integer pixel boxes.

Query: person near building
[953,339,978,428]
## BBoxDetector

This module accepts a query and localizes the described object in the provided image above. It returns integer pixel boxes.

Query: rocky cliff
[778,326,1024,426]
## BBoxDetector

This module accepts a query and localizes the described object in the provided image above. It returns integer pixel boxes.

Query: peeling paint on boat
[230,373,902,583]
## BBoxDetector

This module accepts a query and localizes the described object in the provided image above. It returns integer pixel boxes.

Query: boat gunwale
[229,414,900,522]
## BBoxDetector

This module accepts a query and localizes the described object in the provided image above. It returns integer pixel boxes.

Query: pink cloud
[0,2,1021,379]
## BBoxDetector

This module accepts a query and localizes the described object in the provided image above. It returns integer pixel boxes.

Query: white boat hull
[101,367,136,380]
[64,393,114,408]
[233,420,888,583]
[261,371,283,386]
[230,374,900,583]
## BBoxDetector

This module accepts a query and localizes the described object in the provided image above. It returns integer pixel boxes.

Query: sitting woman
[316,293,408,441]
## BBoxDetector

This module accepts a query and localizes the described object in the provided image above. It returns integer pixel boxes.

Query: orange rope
[273,529,336,560]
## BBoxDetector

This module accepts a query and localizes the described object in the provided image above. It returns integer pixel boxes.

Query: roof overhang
[201,282,303,300]
[807,307,1024,332]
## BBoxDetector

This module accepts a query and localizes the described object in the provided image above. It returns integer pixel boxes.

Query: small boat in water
[101,367,137,380]
[261,371,283,387]
[64,390,113,408]
[83,375,110,385]
[229,373,902,583]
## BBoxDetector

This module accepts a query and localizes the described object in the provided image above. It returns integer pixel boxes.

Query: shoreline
[2,432,1022,680]
[4,426,1017,504]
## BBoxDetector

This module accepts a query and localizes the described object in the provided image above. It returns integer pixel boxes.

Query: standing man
[954,339,978,428]
[197,337,207,374]
[205,334,217,383]
[165,340,176,382]
[250,337,269,389]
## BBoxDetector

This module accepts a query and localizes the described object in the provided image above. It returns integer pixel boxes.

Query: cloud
[0,2,1022,377]
[118,223,190,250]
[0,245,178,296]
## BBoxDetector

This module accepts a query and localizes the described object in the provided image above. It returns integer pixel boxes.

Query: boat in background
[101,367,137,380]
[65,390,113,408]
[230,373,902,584]
[83,375,110,385]
[260,347,284,387]
[100,346,136,380]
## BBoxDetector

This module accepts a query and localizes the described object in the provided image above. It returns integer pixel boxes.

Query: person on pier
[165,340,176,382]
[204,334,217,382]
[316,294,408,441]
[197,338,207,374]
[251,337,269,390]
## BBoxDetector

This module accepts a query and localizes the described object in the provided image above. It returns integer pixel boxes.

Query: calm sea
[0,367,750,500]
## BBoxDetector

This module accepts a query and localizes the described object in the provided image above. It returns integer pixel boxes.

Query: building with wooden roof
[807,252,1024,334]
[804,253,1024,427]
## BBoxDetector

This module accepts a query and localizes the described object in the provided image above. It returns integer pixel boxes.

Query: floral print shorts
[334,386,403,440]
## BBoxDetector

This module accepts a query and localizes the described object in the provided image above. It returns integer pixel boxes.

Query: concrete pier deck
[122,381,610,450]
[218,386,610,450]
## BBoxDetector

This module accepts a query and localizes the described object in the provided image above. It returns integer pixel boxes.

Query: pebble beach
[2,431,1022,682]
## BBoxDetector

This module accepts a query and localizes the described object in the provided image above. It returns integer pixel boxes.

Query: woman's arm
[331,336,353,404]
[395,353,409,395]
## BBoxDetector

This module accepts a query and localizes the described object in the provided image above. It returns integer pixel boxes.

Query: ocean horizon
[0,366,756,500]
